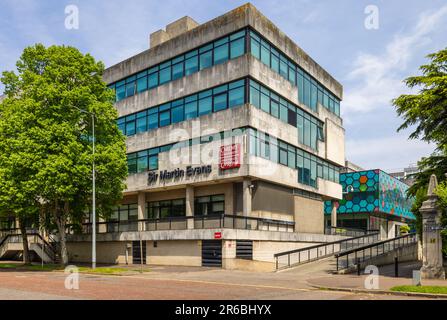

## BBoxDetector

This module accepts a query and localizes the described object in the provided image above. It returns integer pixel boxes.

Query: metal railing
[324,226,379,237]
[274,232,380,271]
[66,214,296,235]
[0,231,58,260]
[334,233,417,271]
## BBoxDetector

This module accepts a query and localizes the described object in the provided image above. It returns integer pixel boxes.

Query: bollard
[394,256,398,277]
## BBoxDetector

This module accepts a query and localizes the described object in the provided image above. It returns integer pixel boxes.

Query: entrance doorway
[201,240,222,267]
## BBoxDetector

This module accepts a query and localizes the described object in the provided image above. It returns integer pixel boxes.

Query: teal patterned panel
[379,171,415,220]
[324,169,415,220]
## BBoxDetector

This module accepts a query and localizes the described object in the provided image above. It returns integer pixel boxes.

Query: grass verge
[0,263,149,274]
[390,285,447,295]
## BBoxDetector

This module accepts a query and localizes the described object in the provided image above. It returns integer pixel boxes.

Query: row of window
[249,29,341,116]
[126,125,339,189]
[248,79,324,150]
[109,204,138,222]
[118,77,324,152]
[117,79,245,136]
[109,30,247,102]
[248,128,339,188]
[127,128,246,174]
[147,194,225,219]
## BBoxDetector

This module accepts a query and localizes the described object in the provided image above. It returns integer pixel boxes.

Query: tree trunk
[53,200,69,266]
[18,216,31,265]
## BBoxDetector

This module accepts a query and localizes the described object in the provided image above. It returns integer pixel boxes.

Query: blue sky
[1,0,446,172]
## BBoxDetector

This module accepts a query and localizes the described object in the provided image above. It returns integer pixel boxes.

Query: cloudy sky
[1,0,445,172]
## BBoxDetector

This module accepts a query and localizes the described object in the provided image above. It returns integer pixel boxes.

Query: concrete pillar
[138,192,146,231]
[186,185,194,229]
[242,178,252,217]
[331,202,337,228]
[420,174,445,279]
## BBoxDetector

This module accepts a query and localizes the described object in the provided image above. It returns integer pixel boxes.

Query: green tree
[0,44,128,265]
[393,48,447,147]
[392,47,447,256]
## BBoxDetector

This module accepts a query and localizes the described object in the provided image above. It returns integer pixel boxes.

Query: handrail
[66,214,296,234]
[334,233,417,271]
[274,231,380,270]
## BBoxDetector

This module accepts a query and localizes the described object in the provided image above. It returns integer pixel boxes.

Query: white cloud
[346,134,435,172]
[342,4,447,114]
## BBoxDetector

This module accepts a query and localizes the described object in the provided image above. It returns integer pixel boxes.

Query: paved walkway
[306,261,447,292]
[0,260,445,299]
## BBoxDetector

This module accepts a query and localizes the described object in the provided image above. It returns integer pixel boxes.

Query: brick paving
[0,261,439,300]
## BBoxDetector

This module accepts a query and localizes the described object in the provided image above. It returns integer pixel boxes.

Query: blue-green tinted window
[248,128,339,188]
[137,76,147,93]
[248,79,323,151]
[214,94,227,112]
[148,73,158,89]
[172,63,184,80]
[109,29,247,102]
[198,96,212,116]
[159,110,170,127]
[171,105,184,123]
[117,79,246,137]
[185,101,197,119]
[127,127,245,174]
[214,43,229,65]
[230,38,245,59]
[185,56,198,75]
[229,87,244,108]
[248,29,340,117]
[159,66,171,84]
[200,50,212,70]
[116,84,125,101]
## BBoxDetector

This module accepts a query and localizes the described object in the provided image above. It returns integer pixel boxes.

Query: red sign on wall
[219,143,241,170]
[214,232,222,239]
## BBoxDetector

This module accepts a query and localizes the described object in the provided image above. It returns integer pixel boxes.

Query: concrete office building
[65,3,346,270]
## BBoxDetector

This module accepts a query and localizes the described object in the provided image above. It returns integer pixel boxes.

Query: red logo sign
[214,232,222,239]
[219,144,241,170]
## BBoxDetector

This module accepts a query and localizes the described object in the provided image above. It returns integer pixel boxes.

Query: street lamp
[73,106,96,269]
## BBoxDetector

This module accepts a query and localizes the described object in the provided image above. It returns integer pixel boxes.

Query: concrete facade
[67,3,346,269]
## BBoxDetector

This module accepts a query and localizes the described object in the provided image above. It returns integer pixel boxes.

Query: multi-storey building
[66,3,346,270]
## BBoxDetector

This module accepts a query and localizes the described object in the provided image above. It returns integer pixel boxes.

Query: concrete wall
[294,195,324,234]
[67,241,129,264]
[146,240,201,266]
[252,181,294,218]
[341,243,418,274]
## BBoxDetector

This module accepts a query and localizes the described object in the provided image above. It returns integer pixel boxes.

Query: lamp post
[73,106,96,269]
